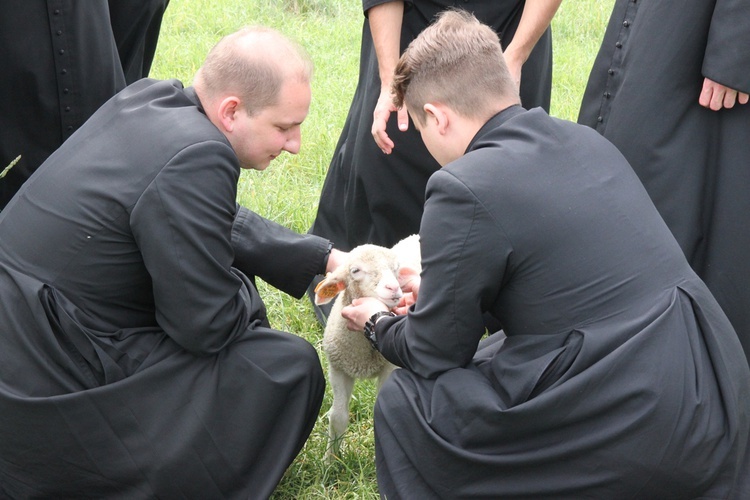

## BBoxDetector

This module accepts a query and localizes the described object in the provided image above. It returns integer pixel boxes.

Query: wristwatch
[363,311,395,350]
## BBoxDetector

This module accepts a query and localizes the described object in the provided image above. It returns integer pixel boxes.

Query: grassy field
[150,1,614,497]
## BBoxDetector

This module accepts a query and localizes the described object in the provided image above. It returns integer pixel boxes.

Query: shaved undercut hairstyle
[199,26,313,116]
[392,9,519,125]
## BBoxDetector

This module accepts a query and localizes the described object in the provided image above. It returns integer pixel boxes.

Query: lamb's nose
[385,284,403,298]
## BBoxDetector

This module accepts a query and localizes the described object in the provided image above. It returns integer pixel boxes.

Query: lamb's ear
[397,266,420,288]
[314,275,346,305]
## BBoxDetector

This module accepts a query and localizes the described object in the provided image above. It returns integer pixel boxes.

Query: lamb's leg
[327,363,355,461]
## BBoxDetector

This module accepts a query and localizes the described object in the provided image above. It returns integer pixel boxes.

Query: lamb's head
[314,244,405,308]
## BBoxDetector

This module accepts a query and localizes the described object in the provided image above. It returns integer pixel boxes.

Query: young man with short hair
[343,10,750,498]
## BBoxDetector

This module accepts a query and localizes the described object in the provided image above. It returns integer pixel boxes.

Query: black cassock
[310,0,554,251]
[0,80,328,498]
[373,107,750,498]
[0,0,169,209]
[578,0,750,366]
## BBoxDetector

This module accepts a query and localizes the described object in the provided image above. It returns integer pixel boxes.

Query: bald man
[0,26,342,497]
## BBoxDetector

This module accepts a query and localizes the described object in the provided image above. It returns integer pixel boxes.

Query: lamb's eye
[350,266,361,276]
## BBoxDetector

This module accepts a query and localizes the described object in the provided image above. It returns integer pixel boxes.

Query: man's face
[229,79,311,170]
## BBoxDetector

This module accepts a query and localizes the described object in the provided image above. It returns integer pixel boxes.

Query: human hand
[372,87,409,154]
[393,292,416,315]
[326,248,347,274]
[393,268,420,315]
[341,297,390,331]
[699,77,749,111]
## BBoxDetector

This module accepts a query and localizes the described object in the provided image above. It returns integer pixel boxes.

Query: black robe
[108,0,171,85]
[372,107,750,498]
[310,0,553,252]
[0,79,329,498]
[578,0,750,365]
[0,0,169,209]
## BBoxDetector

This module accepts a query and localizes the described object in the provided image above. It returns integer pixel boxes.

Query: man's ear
[216,95,241,133]
[423,103,449,134]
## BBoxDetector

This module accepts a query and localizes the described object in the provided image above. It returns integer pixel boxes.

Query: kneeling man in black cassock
[0,27,345,498]
[342,10,750,499]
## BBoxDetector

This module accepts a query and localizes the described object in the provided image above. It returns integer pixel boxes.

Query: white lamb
[314,234,420,460]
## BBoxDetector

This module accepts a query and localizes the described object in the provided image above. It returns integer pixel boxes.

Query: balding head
[192,27,313,171]
[195,26,313,116]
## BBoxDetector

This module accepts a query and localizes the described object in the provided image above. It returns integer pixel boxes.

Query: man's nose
[283,129,301,155]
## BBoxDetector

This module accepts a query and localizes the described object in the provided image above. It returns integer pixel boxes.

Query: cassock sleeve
[377,168,512,378]
[131,140,254,355]
[702,0,750,92]
[231,205,331,299]
[362,0,413,17]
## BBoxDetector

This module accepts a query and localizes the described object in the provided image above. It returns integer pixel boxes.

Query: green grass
[150,1,614,497]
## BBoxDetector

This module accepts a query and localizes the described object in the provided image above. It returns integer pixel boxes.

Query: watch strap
[363,311,395,350]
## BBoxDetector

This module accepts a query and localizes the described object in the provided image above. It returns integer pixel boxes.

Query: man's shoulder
[472,107,606,159]
[99,79,217,139]
[442,108,613,187]
[120,78,185,97]
[110,78,192,111]
[79,78,229,168]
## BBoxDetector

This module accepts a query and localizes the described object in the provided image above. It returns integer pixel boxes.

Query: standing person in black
[0,26,344,498]
[308,0,561,322]
[578,0,750,366]
[342,10,750,498]
[0,0,169,209]
[108,0,171,85]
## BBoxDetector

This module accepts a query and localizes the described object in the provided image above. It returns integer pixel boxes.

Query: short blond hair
[392,9,519,125]
[199,26,313,115]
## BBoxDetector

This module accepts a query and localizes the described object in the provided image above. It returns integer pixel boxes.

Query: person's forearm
[504,0,562,65]
[231,205,330,298]
[368,1,404,86]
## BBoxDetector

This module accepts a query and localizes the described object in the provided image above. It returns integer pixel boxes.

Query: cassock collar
[183,86,206,115]
[466,104,525,152]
